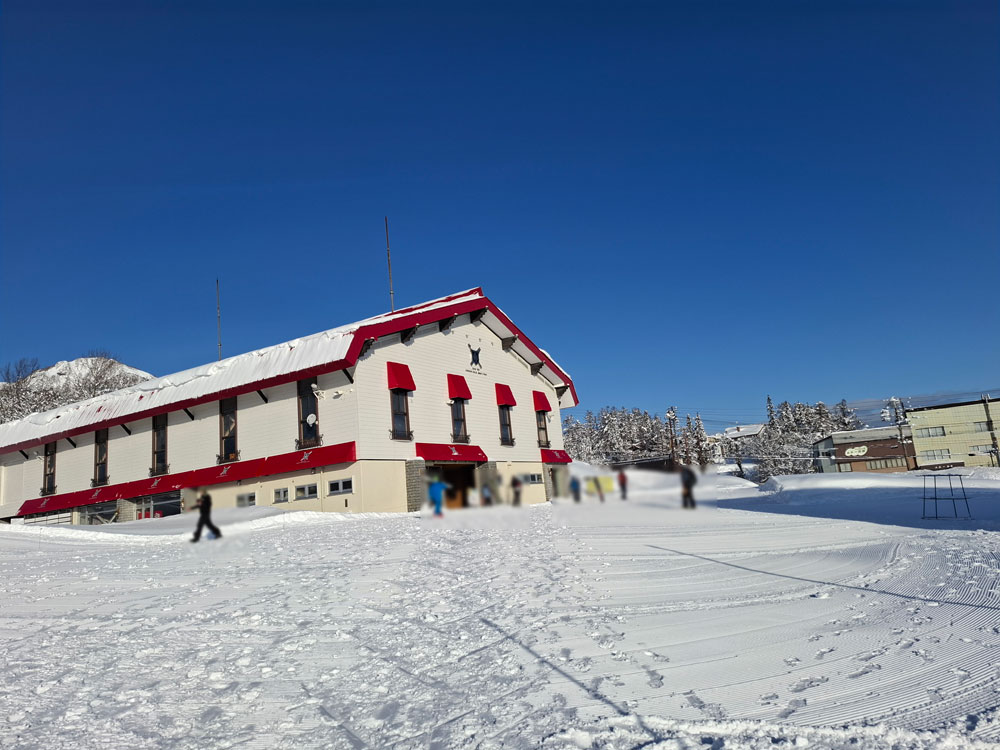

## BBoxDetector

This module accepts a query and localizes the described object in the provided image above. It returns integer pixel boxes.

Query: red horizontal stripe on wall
[17,441,356,516]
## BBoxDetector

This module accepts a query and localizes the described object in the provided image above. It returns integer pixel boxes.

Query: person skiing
[191,488,222,542]
[511,475,522,506]
[680,465,697,509]
[428,474,449,517]
[618,469,628,500]
[569,475,581,503]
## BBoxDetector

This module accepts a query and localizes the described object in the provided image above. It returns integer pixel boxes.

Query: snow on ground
[2,469,1000,749]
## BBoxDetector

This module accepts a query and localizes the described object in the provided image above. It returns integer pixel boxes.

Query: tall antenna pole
[216,278,222,361]
[385,216,395,312]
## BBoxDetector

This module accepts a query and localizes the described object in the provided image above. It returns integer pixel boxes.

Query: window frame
[295,483,318,500]
[273,487,289,504]
[151,414,168,476]
[974,421,990,433]
[920,448,952,460]
[915,426,946,438]
[297,378,321,449]
[498,405,515,446]
[390,388,412,440]
[328,478,354,495]
[41,442,57,495]
[536,410,550,448]
[236,492,256,507]
[451,399,469,443]
[837,462,853,473]
[218,397,239,463]
[93,428,109,487]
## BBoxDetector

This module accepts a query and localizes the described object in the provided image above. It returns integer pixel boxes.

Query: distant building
[723,424,765,441]
[906,397,1000,469]
[812,425,915,474]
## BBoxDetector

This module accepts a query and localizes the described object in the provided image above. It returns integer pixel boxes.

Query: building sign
[844,446,868,457]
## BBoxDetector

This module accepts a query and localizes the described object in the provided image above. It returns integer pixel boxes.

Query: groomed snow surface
[3,468,1000,749]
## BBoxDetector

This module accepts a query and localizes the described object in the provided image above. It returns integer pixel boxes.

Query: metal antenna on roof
[216,278,223,361]
[385,216,395,312]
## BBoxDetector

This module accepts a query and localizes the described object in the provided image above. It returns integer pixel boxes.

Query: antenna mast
[216,278,222,361]
[385,216,395,312]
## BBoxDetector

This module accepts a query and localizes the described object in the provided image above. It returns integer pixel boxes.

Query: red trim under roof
[540,448,572,464]
[1,289,578,456]
[386,362,416,391]
[447,374,472,401]
[495,383,517,407]
[17,441,356,517]
[532,390,552,412]
[416,442,489,463]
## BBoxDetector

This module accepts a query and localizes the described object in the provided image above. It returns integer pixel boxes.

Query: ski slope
[2,469,999,749]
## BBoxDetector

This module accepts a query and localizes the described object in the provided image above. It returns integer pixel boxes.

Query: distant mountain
[0,356,153,424]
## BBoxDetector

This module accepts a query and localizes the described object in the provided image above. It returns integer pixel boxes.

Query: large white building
[0,289,577,525]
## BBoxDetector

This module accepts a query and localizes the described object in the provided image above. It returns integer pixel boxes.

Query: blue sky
[2,1,997,430]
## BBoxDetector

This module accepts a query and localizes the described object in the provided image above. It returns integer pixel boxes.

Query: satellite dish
[306,413,317,426]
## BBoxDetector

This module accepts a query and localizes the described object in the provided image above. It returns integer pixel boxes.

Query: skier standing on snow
[680,465,697,509]
[569,476,581,502]
[618,469,628,500]
[190,488,222,542]
[428,474,449,517]
[511,475,522,506]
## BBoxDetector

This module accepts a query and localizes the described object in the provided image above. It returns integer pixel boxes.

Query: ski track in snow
[2,471,1000,749]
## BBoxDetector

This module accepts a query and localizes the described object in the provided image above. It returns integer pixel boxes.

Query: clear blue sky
[2,1,997,430]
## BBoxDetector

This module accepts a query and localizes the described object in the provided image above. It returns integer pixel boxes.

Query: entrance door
[440,464,476,509]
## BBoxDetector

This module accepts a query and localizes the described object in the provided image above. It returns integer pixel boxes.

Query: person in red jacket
[618,469,628,500]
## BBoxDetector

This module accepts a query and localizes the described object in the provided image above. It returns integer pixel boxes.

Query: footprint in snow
[777,698,807,719]
[814,647,835,660]
[789,676,828,693]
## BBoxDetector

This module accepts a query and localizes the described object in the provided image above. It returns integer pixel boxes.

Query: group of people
[426,472,524,517]
[568,465,698,508]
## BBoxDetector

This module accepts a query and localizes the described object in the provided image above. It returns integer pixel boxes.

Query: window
[974,422,990,433]
[93,429,109,487]
[451,399,468,443]
[297,378,321,449]
[295,483,318,500]
[329,478,354,495]
[526,473,544,484]
[151,414,168,476]
[41,442,57,495]
[920,449,951,461]
[219,397,238,463]
[273,488,289,504]
[236,492,256,507]
[971,445,994,455]
[391,390,411,440]
[866,457,905,470]
[915,426,946,438]
[536,410,550,448]
[837,462,853,472]
[499,405,514,446]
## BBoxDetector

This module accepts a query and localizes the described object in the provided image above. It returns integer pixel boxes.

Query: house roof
[722,423,765,439]
[0,288,577,455]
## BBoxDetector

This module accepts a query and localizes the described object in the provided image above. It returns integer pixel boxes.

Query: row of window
[36,375,553,497]
[390,391,549,447]
[866,457,906,470]
[271,478,355,504]
[915,422,991,439]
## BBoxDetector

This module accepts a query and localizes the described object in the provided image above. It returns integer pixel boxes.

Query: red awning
[386,362,416,391]
[416,442,489,462]
[532,390,552,412]
[447,374,472,401]
[540,448,572,464]
[495,383,517,406]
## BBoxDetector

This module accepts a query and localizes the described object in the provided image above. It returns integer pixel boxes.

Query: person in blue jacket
[428,474,450,517]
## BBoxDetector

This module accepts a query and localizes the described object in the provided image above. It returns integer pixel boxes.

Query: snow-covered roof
[722,423,765,439]
[823,425,911,444]
[0,288,577,454]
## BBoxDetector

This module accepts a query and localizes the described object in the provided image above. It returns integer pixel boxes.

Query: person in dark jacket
[569,476,582,503]
[511,475,523,506]
[618,470,628,500]
[191,488,222,542]
[680,466,697,509]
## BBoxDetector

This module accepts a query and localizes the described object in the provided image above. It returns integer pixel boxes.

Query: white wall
[353,315,563,462]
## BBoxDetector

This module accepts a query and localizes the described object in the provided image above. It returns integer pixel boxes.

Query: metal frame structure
[921,473,972,520]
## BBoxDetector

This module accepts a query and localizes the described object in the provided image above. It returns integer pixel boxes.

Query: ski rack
[921,474,972,520]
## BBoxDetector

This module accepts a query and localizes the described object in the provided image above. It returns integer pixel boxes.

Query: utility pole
[216,278,222,361]
[983,394,999,468]
[385,217,395,312]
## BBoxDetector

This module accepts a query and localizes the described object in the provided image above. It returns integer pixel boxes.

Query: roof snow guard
[0,288,578,455]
